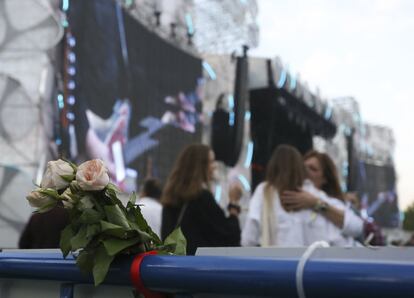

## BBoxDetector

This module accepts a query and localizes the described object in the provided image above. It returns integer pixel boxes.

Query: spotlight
[68,36,76,47]
[67,66,76,76]
[67,80,75,90]
[67,52,76,63]
[66,112,75,121]
[67,95,75,105]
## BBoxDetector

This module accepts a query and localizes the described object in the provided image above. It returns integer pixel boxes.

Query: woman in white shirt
[280,150,363,244]
[241,145,346,247]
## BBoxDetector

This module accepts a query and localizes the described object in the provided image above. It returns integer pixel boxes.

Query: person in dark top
[161,143,241,255]
[19,205,69,249]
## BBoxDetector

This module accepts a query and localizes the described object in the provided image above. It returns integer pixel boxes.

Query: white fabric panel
[0,53,53,104]
[1,0,63,51]
[0,0,62,247]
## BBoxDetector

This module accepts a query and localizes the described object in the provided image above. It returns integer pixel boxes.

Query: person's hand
[280,189,319,211]
[228,183,243,204]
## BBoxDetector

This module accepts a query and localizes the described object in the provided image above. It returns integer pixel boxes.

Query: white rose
[26,190,56,212]
[41,159,74,190]
[76,159,109,191]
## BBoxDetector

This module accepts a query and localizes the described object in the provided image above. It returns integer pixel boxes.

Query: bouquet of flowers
[26,159,186,285]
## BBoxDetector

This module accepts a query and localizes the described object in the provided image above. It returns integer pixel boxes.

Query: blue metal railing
[140,255,414,297]
[0,251,130,285]
[1,250,414,297]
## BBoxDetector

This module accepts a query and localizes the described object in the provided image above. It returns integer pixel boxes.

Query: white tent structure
[0,0,62,248]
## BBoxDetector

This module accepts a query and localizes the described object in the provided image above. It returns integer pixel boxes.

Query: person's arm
[281,190,344,228]
[316,199,345,228]
[228,182,243,216]
[281,190,364,238]
[319,193,364,238]
[331,200,364,238]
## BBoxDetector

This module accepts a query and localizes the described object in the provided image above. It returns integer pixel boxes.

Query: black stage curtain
[249,88,313,191]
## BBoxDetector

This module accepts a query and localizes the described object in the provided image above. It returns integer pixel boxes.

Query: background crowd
[19,143,413,254]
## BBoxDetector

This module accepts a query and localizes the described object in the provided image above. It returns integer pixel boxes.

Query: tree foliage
[403,202,414,231]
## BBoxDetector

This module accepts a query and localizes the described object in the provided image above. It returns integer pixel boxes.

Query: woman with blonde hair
[161,144,241,255]
[242,144,308,246]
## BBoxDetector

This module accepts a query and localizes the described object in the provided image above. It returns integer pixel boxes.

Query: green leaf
[128,205,162,245]
[105,185,120,204]
[100,220,131,238]
[127,243,147,255]
[79,208,102,224]
[78,194,95,209]
[91,197,105,214]
[69,181,81,193]
[86,224,101,240]
[127,221,153,243]
[128,192,137,206]
[38,188,60,200]
[102,237,141,256]
[101,218,148,241]
[106,183,121,193]
[100,220,124,231]
[164,227,187,255]
[37,201,58,213]
[62,158,78,172]
[76,249,95,274]
[70,225,89,250]
[60,225,74,257]
[60,174,75,183]
[93,245,115,286]
[104,205,130,229]
[152,243,176,254]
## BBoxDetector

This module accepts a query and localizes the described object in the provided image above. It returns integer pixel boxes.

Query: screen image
[64,0,203,190]
[360,163,399,228]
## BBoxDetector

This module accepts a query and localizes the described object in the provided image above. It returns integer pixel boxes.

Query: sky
[251,0,414,210]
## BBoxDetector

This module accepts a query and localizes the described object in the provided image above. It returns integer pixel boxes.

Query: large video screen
[360,163,399,228]
[65,0,202,190]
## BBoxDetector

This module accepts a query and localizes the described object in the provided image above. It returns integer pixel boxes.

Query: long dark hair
[161,144,211,206]
[265,145,306,195]
[304,150,344,200]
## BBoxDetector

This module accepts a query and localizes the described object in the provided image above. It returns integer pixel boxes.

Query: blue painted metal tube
[140,256,298,297]
[139,255,414,297]
[0,251,131,285]
[305,260,414,298]
[2,252,414,297]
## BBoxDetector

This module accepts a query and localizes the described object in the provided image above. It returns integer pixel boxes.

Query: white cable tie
[296,241,330,298]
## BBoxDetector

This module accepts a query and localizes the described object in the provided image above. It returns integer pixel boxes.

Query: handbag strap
[175,202,189,229]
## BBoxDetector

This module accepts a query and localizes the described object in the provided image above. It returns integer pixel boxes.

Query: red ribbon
[130,251,166,298]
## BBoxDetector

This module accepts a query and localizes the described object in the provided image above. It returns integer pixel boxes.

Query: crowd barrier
[0,247,414,297]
